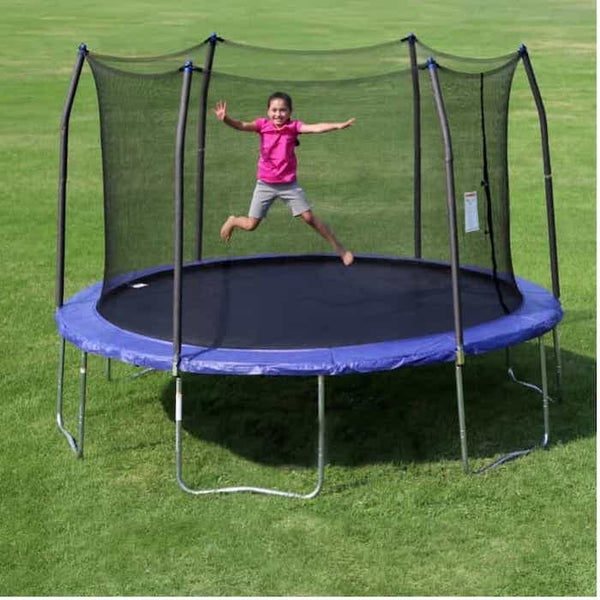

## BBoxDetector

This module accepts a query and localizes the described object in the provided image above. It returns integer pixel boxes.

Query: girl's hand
[213,100,227,121]
[340,118,356,129]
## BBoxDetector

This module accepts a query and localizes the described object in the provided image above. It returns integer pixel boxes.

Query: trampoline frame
[57,336,554,496]
[55,35,563,497]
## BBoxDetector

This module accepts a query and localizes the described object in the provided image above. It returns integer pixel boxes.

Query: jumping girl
[213,92,356,266]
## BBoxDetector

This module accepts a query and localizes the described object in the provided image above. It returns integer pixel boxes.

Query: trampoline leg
[539,336,550,448]
[455,363,469,474]
[552,326,563,403]
[56,339,87,458]
[106,358,112,382]
[175,374,326,498]
[475,335,551,474]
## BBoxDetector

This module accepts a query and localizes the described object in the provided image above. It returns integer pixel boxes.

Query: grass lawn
[0,0,595,596]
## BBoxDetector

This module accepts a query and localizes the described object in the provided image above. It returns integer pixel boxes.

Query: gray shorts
[248,180,311,219]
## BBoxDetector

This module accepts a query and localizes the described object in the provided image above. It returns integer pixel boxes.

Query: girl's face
[267,98,291,127]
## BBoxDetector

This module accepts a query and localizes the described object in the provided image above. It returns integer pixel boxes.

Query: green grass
[0,0,595,596]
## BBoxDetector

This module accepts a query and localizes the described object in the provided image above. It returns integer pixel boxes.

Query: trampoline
[57,254,560,375]
[55,34,563,497]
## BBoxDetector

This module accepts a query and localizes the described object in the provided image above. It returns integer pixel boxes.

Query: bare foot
[340,250,354,266]
[220,216,236,242]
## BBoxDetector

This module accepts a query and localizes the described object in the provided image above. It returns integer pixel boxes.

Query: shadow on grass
[158,343,595,468]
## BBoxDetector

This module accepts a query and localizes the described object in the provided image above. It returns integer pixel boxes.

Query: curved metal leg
[175,375,326,498]
[475,335,551,474]
[56,339,87,458]
[507,327,562,405]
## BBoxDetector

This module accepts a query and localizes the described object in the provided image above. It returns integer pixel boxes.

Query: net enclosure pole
[406,33,422,258]
[518,45,560,300]
[427,59,465,354]
[427,58,469,473]
[519,45,563,401]
[173,61,194,376]
[195,33,220,260]
[172,63,194,490]
[56,43,87,309]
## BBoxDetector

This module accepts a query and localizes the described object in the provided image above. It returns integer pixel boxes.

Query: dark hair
[267,91,293,112]
[267,92,299,146]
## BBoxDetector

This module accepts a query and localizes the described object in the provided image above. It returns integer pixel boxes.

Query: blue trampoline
[55,35,564,497]
[56,255,561,376]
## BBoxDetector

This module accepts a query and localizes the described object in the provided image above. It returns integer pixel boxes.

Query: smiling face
[267,97,291,127]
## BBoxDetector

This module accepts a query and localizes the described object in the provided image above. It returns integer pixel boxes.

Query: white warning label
[464,191,480,233]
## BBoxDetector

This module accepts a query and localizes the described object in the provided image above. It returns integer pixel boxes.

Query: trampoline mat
[97,255,523,350]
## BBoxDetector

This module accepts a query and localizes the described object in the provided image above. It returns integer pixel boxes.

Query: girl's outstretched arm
[300,118,356,134]
[213,100,258,132]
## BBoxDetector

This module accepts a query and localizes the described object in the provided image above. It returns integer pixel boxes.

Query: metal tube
[195,34,219,260]
[506,337,557,402]
[539,337,550,448]
[552,325,563,402]
[455,364,469,473]
[77,351,88,457]
[56,44,87,309]
[56,340,87,458]
[428,58,469,473]
[56,339,70,443]
[519,46,560,300]
[172,61,194,376]
[175,375,326,498]
[407,34,422,258]
[175,375,185,488]
[476,336,553,474]
[313,375,326,495]
[427,59,464,351]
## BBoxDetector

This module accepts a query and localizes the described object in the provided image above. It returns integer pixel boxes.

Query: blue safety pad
[56,276,562,376]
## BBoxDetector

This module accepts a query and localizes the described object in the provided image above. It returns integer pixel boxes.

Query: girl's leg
[220,215,261,242]
[300,210,354,266]
[221,182,273,242]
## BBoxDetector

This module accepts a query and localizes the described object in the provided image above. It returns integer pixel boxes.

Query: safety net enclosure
[56,34,562,496]
[85,36,520,289]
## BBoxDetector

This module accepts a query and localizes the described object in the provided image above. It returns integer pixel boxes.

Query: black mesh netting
[87,37,523,342]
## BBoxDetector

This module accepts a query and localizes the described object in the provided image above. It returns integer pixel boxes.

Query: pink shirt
[254,117,304,184]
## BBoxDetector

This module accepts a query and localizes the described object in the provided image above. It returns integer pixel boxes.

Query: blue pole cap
[427,56,438,69]
[184,60,193,71]
[210,32,219,43]
[518,43,528,55]
[78,43,88,54]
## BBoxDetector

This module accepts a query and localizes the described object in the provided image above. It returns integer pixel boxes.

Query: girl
[213,92,356,266]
